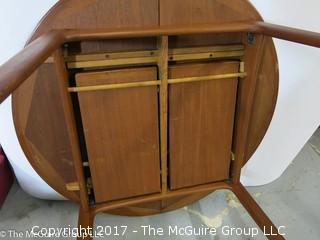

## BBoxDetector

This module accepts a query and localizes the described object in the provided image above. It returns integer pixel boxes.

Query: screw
[247,32,255,44]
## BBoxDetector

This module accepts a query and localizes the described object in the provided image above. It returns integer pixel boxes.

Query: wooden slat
[66,182,80,191]
[168,72,246,84]
[65,45,243,62]
[169,50,244,61]
[66,50,158,62]
[158,36,169,193]
[68,72,246,93]
[65,45,245,69]
[169,45,244,54]
[68,80,159,92]
[67,56,158,69]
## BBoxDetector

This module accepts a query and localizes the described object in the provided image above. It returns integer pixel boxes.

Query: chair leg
[231,183,285,240]
[78,207,95,240]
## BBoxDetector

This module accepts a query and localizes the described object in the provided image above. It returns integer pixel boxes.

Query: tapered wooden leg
[231,184,285,240]
[78,207,94,240]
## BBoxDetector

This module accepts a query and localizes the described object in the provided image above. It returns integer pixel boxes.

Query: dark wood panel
[169,62,239,190]
[76,67,160,202]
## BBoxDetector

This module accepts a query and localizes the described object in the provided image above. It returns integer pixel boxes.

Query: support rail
[0,21,319,103]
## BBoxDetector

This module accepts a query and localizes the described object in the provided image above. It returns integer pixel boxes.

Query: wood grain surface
[13,0,159,203]
[1,1,318,235]
[11,0,279,215]
[24,64,77,184]
[169,62,239,189]
[76,67,160,202]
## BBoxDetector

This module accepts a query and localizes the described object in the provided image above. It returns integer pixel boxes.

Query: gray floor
[1,130,320,240]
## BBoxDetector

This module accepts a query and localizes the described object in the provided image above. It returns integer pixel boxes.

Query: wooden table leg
[78,207,94,240]
[231,183,285,240]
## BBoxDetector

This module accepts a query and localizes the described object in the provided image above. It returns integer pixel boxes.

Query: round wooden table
[12,0,278,216]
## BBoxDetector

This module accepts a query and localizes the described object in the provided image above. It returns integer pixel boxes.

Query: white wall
[0,0,63,199]
[0,0,319,199]
[241,0,320,185]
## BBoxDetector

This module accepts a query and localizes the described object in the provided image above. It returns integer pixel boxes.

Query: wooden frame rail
[93,181,232,213]
[0,21,320,104]
[64,44,245,69]
[158,36,169,194]
[85,182,284,240]
[0,30,65,103]
[67,72,247,93]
